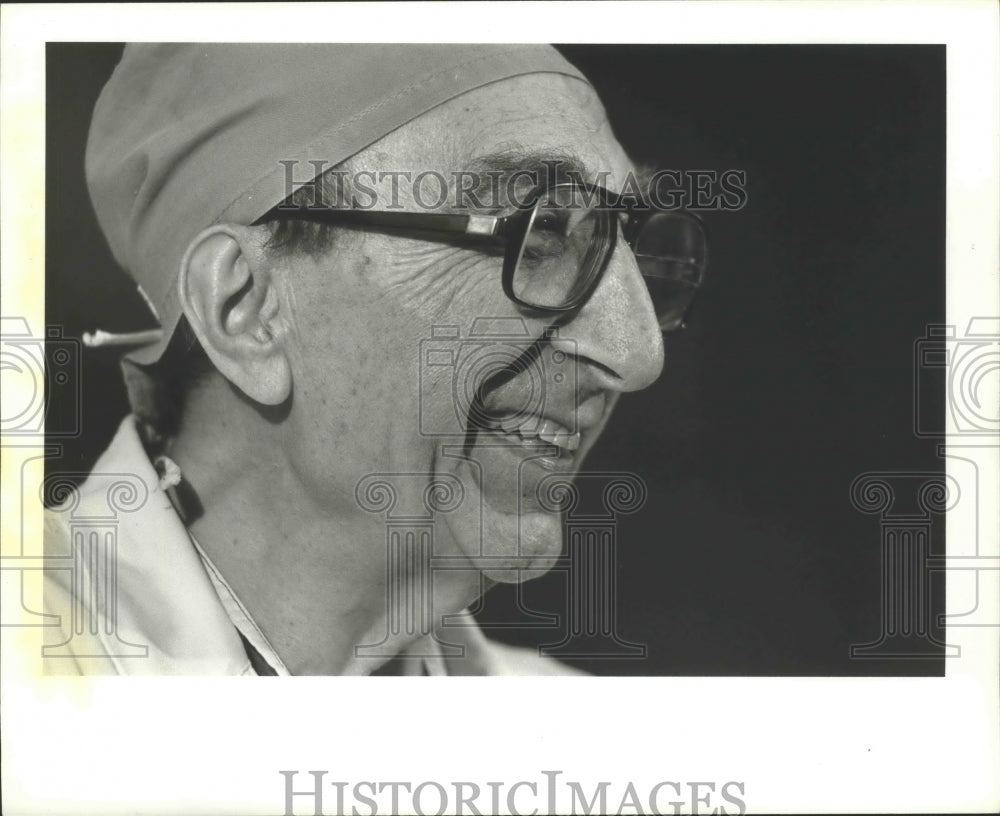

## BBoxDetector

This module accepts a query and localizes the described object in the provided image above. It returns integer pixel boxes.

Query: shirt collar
[87,417,485,675]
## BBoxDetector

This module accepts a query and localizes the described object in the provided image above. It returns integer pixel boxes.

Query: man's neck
[166,379,479,675]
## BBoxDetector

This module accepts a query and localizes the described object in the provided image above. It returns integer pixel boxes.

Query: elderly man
[43,44,705,675]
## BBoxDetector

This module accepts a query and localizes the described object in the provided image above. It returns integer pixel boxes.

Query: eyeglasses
[265,180,707,332]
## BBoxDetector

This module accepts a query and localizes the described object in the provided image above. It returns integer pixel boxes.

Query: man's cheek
[401,253,505,321]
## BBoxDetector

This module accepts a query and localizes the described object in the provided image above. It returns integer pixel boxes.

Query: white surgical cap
[86,44,589,363]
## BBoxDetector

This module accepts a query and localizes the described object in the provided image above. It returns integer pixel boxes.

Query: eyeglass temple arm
[269,206,502,238]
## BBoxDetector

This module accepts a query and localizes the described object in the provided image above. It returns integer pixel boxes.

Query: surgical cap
[86,44,589,363]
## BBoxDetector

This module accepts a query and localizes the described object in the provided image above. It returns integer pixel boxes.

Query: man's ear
[177,225,291,405]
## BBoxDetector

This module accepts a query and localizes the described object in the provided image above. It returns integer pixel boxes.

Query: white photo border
[2,2,998,814]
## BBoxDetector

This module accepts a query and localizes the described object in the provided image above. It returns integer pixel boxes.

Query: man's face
[273,72,664,582]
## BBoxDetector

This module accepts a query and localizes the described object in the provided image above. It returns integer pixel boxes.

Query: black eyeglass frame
[263,180,707,328]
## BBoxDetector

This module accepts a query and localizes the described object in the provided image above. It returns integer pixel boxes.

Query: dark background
[46,44,946,676]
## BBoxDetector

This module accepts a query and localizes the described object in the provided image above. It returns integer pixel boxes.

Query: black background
[46,43,946,676]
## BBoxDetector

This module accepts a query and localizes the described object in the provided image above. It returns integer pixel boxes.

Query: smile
[480,414,582,453]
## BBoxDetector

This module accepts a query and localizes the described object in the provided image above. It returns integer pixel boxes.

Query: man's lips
[480,414,581,452]
[450,395,609,518]
[475,391,607,445]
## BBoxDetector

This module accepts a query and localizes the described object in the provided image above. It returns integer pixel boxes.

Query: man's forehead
[354,73,631,189]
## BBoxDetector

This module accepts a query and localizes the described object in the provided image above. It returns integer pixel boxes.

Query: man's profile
[42,44,704,676]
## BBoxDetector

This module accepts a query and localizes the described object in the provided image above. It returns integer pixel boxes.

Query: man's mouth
[454,409,580,518]
[436,390,610,582]
[434,364,614,581]
[480,414,582,455]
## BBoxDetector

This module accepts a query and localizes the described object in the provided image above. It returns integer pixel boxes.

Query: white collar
[67,417,476,675]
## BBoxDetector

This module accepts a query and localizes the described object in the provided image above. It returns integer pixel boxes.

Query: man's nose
[551,239,665,392]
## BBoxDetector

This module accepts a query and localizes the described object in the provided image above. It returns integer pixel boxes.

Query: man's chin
[437,447,566,584]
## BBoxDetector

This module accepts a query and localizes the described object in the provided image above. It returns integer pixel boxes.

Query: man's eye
[532,210,567,234]
[521,231,568,262]
[523,224,567,259]
[516,207,568,261]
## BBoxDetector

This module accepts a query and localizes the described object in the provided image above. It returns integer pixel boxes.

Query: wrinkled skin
[175,73,664,673]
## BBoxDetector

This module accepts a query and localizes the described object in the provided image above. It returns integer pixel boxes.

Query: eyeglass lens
[511,187,705,331]
[633,211,706,331]
[511,186,607,309]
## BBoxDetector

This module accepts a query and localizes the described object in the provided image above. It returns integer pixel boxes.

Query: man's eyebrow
[468,147,587,174]
[461,148,592,197]
[464,149,653,196]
